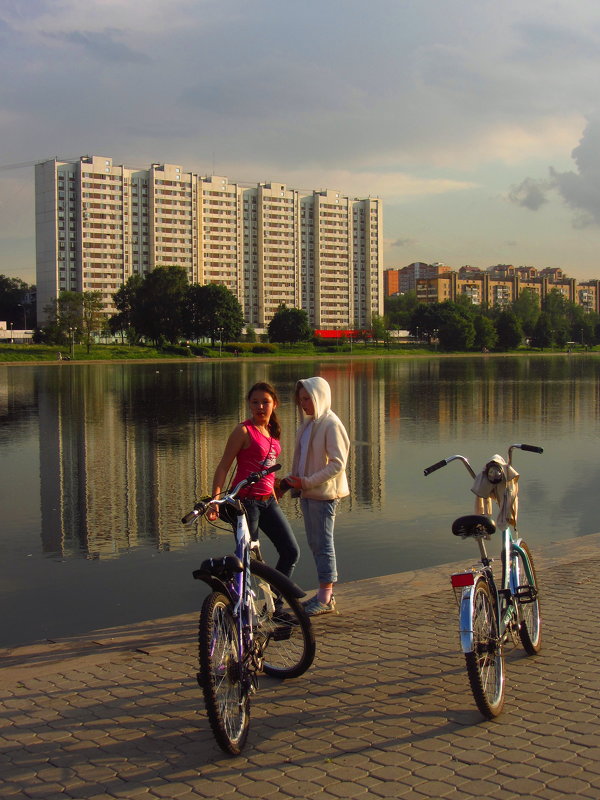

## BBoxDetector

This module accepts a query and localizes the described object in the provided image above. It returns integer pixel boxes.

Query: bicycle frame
[455,525,536,654]
[425,443,542,718]
[185,465,304,677]
[188,484,273,681]
[425,443,543,655]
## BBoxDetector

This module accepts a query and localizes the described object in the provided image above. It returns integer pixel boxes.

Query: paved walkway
[3,534,600,799]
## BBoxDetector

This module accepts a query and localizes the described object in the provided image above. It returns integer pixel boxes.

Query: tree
[109,274,144,343]
[473,314,498,352]
[371,314,388,346]
[384,291,418,329]
[136,266,188,345]
[185,282,244,344]
[267,304,312,343]
[566,302,598,347]
[81,291,105,352]
[0,275,35,329]
[530,312,554,350]
[512,289,540,338]
[409,303,447,342]
[437,312,475,351]
[495,309,523,351]
[42,290,84,345]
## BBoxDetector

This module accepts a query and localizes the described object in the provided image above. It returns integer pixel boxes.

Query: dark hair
[247,382,281,439]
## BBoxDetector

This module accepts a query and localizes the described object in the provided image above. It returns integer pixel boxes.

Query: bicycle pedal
[272,625,293,641]
[514,585,537,603]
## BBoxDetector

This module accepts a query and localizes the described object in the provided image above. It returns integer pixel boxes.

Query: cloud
[512,119,600,227]
[45,28,151,63]
[508,177,554,211]
[391,238,418,248]
[550,119,600,227]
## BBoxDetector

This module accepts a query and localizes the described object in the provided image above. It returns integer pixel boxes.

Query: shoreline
[0,348,595,367]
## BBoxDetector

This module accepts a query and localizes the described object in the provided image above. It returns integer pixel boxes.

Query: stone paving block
[4,549,600,800]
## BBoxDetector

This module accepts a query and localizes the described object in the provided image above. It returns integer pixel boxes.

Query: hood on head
[297,376,331,419]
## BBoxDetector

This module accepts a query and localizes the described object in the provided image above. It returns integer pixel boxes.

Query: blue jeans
[242,497,300,579]
[300,498,338,584]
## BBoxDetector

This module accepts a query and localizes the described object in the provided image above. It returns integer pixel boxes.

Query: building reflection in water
[3,355,598,561]
[32,362,386,559]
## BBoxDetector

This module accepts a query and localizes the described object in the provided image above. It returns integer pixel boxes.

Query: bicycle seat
[452,515,496,538]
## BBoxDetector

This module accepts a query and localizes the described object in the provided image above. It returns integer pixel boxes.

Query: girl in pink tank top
[207,382,299,578]
[232,422,281,498]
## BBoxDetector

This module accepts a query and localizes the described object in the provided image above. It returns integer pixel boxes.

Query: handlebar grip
[264,463,281,475]
[519,444,544,454]
[246,464,281,486]
[424,459,447,476]
[181,499,209,524]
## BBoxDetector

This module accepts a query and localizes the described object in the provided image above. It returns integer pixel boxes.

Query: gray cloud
[508,177,554,211]
[509,119,600,228]
[550,120,600,226]
[45,28,151,64]
[391,238,417,248]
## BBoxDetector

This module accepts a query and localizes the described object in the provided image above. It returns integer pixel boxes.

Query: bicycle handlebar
[424,443,543,479]
[181,464,281,524]
[423,459,448,476]
[515,443,544,454]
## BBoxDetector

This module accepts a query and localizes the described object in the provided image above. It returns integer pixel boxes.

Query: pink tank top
[232,421,281,498]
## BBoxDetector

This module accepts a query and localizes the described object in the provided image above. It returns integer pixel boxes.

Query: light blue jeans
[300,498,339,584]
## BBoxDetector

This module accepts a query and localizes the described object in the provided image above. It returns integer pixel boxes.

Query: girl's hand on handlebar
[206,503,219,522]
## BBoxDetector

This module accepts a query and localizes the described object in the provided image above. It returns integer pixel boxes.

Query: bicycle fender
[250,558,307,599]
[457,582,477,653]
[192,571,234,599]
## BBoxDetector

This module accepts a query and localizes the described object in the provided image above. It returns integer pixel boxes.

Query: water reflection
[2,356,600,562]
[26,360,387,559]
[2,355,600,645]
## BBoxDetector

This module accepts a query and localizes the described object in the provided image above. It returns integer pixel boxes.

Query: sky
[2,0,600,285]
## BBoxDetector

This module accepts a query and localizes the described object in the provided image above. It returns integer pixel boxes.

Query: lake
[1,354,599,647]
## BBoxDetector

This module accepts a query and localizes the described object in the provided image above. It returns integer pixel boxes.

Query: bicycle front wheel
[250,559,316,679]
[464,578,505,719]
[198,592,249,755]
[515,541,542,655]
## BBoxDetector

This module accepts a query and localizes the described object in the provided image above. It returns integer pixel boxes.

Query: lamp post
[69,327,75,360]
[217,327,223,357]
[9,322,13,343]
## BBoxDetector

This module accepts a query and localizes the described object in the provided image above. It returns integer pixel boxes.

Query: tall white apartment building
[35,155,383,329]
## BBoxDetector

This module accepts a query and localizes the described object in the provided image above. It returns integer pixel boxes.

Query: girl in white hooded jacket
[283,376,350,616]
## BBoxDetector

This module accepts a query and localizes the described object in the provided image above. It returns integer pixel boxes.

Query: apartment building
[384,262,452,296]
[413,264,599,311]
[35,156,383,329]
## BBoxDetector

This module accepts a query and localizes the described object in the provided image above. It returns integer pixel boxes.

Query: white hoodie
[289,377,350,501]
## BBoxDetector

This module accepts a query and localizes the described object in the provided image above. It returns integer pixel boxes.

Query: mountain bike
[424,443,543,719]
[182,464,315,755]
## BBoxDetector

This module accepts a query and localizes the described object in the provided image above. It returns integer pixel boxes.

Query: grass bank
[0,341,596,364]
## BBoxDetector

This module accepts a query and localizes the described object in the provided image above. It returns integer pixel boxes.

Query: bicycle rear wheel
[464,578,505,719]
[198,592,249,755]
[514,541,542,655]
[250,559,315,679]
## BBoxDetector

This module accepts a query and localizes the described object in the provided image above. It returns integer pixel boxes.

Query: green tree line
[37,268,316,349]
[385,288,600,351]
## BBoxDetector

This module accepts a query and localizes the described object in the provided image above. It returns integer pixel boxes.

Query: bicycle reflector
[451,572,475,588]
